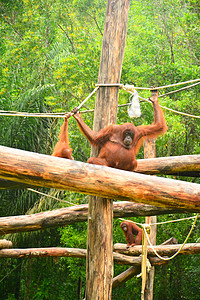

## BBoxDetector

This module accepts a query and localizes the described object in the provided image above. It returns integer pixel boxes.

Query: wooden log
[0,247,140,266]
[0,202,182,235]
[1,154,199,189]
[0,178,31,189]
[1,154,199,190]
[112,236,177,289]
[113,252,141,266]
[112,255,171,289]
[114,243,200,256]
[0,146,200,212]
[136,155,200,177]
[143,134,157,300]
[161,237,178,245]
[0,247,87,258]
[0,246,174,268]
[86,0,130,296]
[112,266,141,289]
[0,239,12,249]
[112,258,168,289]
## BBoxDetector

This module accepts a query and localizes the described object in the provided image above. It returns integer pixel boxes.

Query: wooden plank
[0,146,200,212]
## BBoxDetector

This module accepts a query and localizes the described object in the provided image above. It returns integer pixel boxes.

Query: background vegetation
[0,0,199,299]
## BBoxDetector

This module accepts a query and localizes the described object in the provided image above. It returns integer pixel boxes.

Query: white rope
[0,112,66,118]
[118,217,144,227]
[150,215,198,226]
[123,78,200,90]
[143,213,199,261]
[136,94,200,119]
[159,81,200,98]
[119,215,198,227]
[0,87,99,118]
[27,188,78,205]
[96,83,123,87]
[0,80,199,119]
[76,86,99,110]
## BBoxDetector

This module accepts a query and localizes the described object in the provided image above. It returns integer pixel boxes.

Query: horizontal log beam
[0,239,12,249]
[0,146,200,212]
[136,155,200,177]
[0,247,182,266]
[114,243,200,256]
[1,154,199,190]
[0,178,31,190]
[0,247,143,266]
[0,202,182,235]
[112,266,140,289]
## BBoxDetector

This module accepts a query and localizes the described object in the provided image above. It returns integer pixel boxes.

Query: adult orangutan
[72,91,167,171]
[120,221,143,247]
[52,114,73,159]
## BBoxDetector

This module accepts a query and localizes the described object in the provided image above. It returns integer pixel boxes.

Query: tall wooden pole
[85,0,130,299]
[143,90,158,300]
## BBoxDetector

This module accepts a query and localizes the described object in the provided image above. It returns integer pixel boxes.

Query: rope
[118,217,144,227]
[76,86,99,110]
[27,188,78,205]
[159,81,200,98]
[0,112,66,118]
[119,215,198,227]
[143,213,199,261]
[150,215,198,226]
[0,104,129,118]
[158,105,200,119]
[0,79,199,119]
[0,87,99,119]
[135,94,200,119]
[96,83,123,87]
[123,78,200,91]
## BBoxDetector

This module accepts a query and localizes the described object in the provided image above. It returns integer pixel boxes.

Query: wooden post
[85,0,130,299]
[141,225,150,300]
[144,90,157,300]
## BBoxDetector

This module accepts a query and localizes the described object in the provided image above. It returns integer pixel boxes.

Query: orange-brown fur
[120,221,143,247]
[52,117,73,159]
[72,95,167,171]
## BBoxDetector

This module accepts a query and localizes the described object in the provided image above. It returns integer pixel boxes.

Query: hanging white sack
[128,90,141,118]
